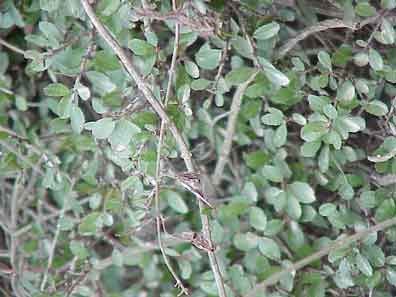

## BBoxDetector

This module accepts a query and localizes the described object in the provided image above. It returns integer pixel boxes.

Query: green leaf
[341,116,365,133]
[308,95,330,112]
[258,237,281,260]
[381,0,396,9]
[191,79,211,90]
[98,0,120,16]
[15,95,27,111]
[356,2,376,17]
[163,190,188,214]
[291,113,307,125]
[109,119,141,151]
[233,232,259,251]
[242,182,258,202]
[301,121,329,142]
[319,203,337,216]
[85,118,115,139]
[355,253,373,277]
[185,61,200,78]
[387,269,396,286]
[70,240,89,259]
[92,50,121,71]
[128,39,155,56]
[368,150,396,162]
[262,108,284,126]
[195,45,222,70]
[353,52,369,67]
[39,21,62,46]
[253,22,280,40]
[57,95,73,119]
[40,0,61,12]
[323,104,338,119]
[318,50,332,71]
[244,150,269,169]
[44,83,71,97]
[368,49,384,71]
[231,36,254,59]
[86,71,117,94]
[70,104,85,134]
[273,123,287,147]
[225,67,256,85]
[336,80,355,102]
[289,182,316,203]
[76,84,91,101]
[249,207,267,231]
[363,100,389,116]
[286,194,302,220]
[262,165,283,183]
[112,249,123,267]
[318,144,330,172]
[300,141,321,157]
[258,57,290,87]
[78,212,102,236]
[334,258,354,289]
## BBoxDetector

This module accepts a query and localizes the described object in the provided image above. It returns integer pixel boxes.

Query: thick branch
[246,216,396,296]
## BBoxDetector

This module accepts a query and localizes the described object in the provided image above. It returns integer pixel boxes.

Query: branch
[246,216,396,297]
[275,11,391,60]
[80,1,227,296]
[212,72,258,185]
[275,19,356,60]
[0,38,25,56]
[153,0,188,294]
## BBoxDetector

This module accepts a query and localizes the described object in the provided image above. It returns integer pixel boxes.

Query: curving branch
[79,1,227,296]
[246,216,396,297]
[212,72,259,185]
[275,10,392,60]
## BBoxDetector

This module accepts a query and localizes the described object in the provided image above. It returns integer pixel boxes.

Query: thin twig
[246,216,396,297]
[206,41,229,108]
[212,72,258,185]
[40,184,71,291]
[10,174,23,297]
[80,1,227,296]
[153,0,188,294]
[276,19,356,59]
[0,126,27,140]
[0,38,26,56]
[134,7,215,37]
[276,11,392,59]
[0,140,45,176]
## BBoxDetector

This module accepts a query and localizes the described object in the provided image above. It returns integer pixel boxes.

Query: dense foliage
[1,0,396,296]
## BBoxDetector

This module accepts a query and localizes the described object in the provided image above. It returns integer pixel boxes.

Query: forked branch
[80,1,227,296]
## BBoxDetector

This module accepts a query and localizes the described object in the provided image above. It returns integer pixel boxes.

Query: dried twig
[80,1,227,296]
[276,10,393,59]
[40,181,73,291]
[246,216,396,297]
[134,7,215,37]
[276,19,356,59]
[212,72,258,185]
[153,0,188,294]
[0,38,25,56]
[0,140,45,176]
[10,174,24,297]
